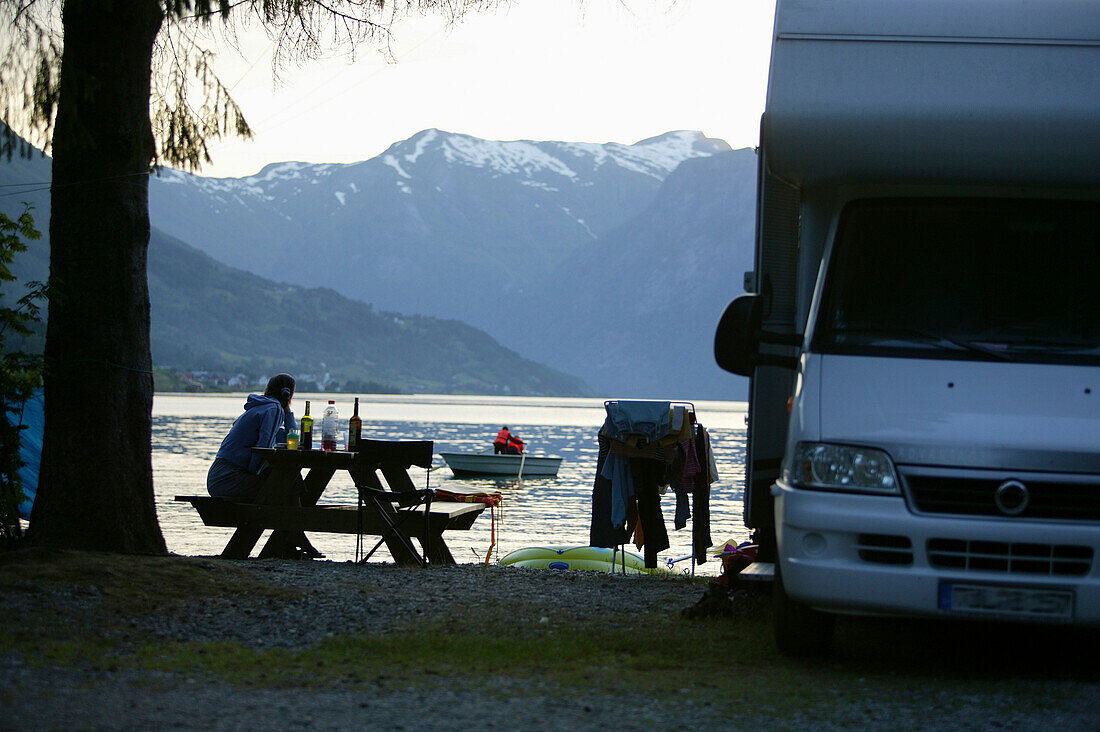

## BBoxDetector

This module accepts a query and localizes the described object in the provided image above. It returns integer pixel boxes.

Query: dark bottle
[348,397,362,452]
[300,400,313,450]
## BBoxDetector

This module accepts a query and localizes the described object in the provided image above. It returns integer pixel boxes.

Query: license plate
[938,582,1074,621]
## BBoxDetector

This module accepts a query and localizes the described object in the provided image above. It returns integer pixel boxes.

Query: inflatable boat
[499,545,652,574]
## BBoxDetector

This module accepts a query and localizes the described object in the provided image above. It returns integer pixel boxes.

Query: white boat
[439,452,562,477]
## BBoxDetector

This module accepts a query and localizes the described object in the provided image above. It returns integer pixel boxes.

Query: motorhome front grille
[856,533,913,565]
[906,475,1100,520]
[927,539,1092,576]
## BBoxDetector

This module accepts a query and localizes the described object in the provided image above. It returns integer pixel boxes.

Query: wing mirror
[714,294,801,376]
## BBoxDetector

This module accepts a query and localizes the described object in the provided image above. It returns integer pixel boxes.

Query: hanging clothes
[630,456,670,568]
[590,433,632,548]
[691,423,715,562]
[671,429,702,530]
[596,400,672,533]
[590,400,690,569]
[603,401,671,442]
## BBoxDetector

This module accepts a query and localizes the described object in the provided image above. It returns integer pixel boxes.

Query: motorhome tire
[773,566,836,656]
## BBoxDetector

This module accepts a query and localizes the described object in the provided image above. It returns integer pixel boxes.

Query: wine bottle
[300,400,313,450]
[348,397,362,452]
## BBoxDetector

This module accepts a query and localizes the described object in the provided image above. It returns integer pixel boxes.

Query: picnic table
[175,440,486,565]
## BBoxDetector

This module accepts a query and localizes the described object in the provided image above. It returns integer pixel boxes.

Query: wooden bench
[173,495,486,563]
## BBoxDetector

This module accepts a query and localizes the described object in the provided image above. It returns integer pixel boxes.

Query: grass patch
[0,548,299,616]
[3,550,1097,725]
[119,605,1069,722]
[0,548,300,660]
[131,607,778,695]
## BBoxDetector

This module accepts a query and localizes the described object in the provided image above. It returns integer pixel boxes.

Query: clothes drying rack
[600,399,699,575]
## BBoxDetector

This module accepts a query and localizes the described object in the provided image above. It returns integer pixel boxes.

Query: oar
[515,445,527,487]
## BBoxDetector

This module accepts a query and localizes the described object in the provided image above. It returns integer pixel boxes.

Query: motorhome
[716,0,1100,654]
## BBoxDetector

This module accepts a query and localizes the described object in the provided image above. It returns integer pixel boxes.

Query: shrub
[0,205,46,547]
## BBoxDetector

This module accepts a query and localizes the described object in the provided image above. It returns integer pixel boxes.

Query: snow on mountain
[557,130,730,179]
[154,129,728,204]
[438,135,580,178]
[390,128,729,181]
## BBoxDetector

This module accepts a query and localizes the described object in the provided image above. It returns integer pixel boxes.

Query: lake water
[154,394,750,575]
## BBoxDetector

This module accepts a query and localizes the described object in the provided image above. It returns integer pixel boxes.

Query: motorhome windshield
[812,198,1100,365]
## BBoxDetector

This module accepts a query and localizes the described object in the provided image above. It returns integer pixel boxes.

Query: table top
[253,439,434,469]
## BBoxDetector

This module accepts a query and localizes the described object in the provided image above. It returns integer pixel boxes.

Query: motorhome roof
[764,0,1100,188]
[775,0,1097,42]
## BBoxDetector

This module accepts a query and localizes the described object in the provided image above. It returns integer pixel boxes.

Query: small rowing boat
[439,451,562,477]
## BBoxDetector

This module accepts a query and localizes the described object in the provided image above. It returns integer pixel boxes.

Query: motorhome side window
[811,198,1100,365]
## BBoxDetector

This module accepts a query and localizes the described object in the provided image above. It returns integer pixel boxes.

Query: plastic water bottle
[321,400,340,451]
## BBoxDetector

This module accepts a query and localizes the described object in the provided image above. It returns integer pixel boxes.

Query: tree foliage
[0,205,46,547]
[2,0,504,170]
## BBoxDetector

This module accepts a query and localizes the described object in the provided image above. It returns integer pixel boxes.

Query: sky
[197,0,777,179]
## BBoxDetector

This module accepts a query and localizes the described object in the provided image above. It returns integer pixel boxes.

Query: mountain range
[146,130,756,399]
[2,127,755,399]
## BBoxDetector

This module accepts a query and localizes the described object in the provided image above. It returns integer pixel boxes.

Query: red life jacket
[494,428,510,446]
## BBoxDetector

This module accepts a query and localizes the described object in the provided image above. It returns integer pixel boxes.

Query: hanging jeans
[692,424,714,561]
[630,456,670,568]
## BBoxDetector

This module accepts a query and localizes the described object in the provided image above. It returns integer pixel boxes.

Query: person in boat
[207,373,321,558]
[493,426,525,455]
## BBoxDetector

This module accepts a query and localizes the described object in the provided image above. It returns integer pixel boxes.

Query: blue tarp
[6,389,43,519]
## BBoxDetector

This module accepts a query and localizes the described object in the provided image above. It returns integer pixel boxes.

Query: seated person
[493,426,524,455]
[207,373,321,558]
[208,373,297,498]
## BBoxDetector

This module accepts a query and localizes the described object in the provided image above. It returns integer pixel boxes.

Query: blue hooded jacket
[215,394,286,475]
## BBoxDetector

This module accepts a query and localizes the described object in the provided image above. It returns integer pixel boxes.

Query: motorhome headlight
[787,443,900,494]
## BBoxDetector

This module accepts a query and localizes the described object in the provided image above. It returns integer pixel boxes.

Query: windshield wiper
[974,325,1100,354]
[999,341,1100,355]
[833,326,1016,361]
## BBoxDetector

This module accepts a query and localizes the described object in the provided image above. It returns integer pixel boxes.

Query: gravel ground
[3,556,1100,730]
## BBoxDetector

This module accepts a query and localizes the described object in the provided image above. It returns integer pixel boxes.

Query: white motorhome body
[717,0,1100,653]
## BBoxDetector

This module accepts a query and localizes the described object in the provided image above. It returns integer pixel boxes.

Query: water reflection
[153,394,748,575]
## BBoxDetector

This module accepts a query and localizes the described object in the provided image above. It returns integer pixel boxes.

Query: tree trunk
[29,0,167,553]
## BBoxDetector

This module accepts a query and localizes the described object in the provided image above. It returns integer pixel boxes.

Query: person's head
[265,373,296,410]
[502,425,509,431]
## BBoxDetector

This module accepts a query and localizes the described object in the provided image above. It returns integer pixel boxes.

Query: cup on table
[287,431,300,450]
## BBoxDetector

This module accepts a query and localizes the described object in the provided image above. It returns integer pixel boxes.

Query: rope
[424,463,431,564]
[483,503,497,565]
[0,170,153,199]
[46,356,154,375]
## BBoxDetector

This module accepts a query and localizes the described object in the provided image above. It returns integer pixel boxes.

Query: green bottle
[300,401,313,450]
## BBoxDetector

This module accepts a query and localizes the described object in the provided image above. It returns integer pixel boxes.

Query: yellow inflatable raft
[499,545,652,574]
